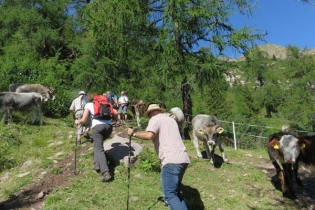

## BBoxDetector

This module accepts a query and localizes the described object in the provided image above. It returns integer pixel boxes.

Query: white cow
[192,114,227,164]
[163,107,186,140]
[0,92,44,125]
[9,83,55,101]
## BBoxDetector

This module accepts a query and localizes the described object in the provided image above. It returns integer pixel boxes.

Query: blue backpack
[105,93,117,108]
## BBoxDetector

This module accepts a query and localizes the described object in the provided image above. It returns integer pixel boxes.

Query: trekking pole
[74,123,79,175]
[127,127,133,210]
[74,137,77,174]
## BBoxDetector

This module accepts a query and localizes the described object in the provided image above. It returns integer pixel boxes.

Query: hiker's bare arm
[127,128,155,140]
[75,108,90,125]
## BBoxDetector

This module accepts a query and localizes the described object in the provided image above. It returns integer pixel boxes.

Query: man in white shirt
[117,91,129,124]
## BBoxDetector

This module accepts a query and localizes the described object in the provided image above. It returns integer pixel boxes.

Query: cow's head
[270,135,300,163]
[198,124,224,145]
[44,87,56,101]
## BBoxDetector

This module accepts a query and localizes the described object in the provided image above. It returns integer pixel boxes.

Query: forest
[1,0,315,133]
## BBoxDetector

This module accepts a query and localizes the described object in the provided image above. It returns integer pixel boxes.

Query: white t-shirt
[118,96,129,105]
[84,102,112,128]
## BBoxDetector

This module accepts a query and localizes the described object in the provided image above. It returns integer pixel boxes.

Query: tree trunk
[181,76,193,124]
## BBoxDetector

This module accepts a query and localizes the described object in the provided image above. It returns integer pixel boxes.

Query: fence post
[232,121,237,150]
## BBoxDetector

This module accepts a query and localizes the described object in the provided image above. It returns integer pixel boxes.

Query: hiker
[104,91,118,109]
[75,93,116,182]
[69,91,91,145]
[104,91,118,124]
[127,104,190,209]
[117,91,129,125]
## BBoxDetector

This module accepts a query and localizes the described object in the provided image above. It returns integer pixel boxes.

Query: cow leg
[218,143,228,162]
[277,170,290,197]
[179,123,185,140]
[8,108,13,125]
[1,110,6,123]
[207,144,215,165]
[283,165,296,198]
[192,132,203,158]
[293,162,302,186]
[31,109,37,124]
[37,108,43,126]
[136,112,141,129]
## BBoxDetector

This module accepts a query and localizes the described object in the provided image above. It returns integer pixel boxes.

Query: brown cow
[133,102,164,129]
[297,135,315,176]
[9,83,55,101]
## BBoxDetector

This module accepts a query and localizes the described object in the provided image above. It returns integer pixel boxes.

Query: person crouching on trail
[127,104,190,209]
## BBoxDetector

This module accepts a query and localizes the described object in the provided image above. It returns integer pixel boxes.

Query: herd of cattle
[0,83,55,125]
[1,84,315,200]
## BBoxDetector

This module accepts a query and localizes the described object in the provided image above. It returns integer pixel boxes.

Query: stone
[17,172,31,178]
[20,160,32,169]
[103,134,143,167]
[0,172,10,182]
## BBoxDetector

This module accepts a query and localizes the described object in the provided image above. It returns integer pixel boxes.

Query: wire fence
[186,117,309,150]
[218,120,310,150]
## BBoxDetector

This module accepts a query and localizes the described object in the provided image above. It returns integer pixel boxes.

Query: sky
[224,0,315,58]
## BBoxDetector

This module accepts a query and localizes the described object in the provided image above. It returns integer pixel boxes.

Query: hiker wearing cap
[70,91,91,144]
[127,104,190,210]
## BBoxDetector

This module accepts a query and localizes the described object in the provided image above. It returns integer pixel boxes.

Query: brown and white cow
[266,132,302,198]
[9,83,55,101]
[192,114,226,164]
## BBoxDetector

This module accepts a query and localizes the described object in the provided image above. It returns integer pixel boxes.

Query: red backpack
[93,95,114,120]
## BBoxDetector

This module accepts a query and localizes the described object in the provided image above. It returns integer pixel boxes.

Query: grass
[0,117,311,210]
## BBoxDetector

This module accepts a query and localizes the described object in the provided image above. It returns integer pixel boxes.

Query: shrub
[137,148,160,172]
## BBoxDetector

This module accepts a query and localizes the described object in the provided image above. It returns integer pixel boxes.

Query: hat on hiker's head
[78,91,86,95]
[143,104,166,118]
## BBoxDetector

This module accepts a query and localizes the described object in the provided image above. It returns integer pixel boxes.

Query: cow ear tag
[169,114,175,119]
[301,143,306,148]
[218,129,223,134]
[198,130,205,135]
[273,145,280,149]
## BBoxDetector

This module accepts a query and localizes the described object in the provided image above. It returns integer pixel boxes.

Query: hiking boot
[83,132,91,139]
[100,171,112,182]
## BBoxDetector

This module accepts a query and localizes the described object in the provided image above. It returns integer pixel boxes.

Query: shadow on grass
[0,189,43,210]
[200,151,225,168]
[181,184,205,210]
[261,166,315,209]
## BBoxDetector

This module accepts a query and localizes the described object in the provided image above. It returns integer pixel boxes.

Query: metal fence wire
[217,120,309,150]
